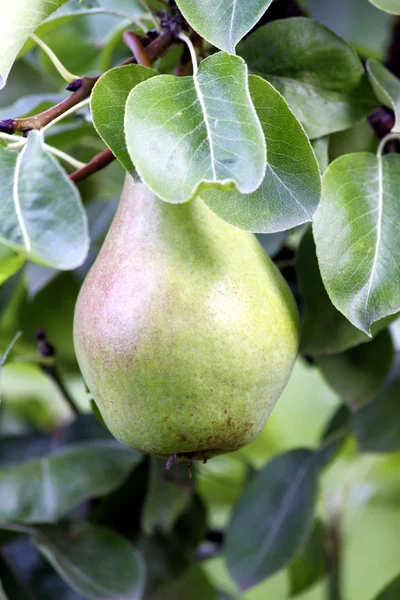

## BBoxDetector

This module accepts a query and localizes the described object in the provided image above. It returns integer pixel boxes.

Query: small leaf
[125,52,266,204]
[0,132,89,270]
[149,565,216,600]
[367,59,400,132]
[374,574,400,598]
[201,76,320,233]
[0,332,21,403]
[33,521,145,600]
[317,329,394,410]
[0,0,70,88]
[224,449,319,590]
[368,0,400,14]
[288,520,326,597]
[175,0,273,53]
[313,152,400,334]
[0,441,141,523]
[91,64,157,173]
[353,375,400,452]
[238,18,376,139]
[0,246,24,286]
[141,457,192,535]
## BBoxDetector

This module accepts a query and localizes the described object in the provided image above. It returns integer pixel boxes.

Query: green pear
[74,176,299,462]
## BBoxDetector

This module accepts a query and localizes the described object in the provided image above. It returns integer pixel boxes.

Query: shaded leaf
[224,449,318,590]
[201,76,320,233]
[353,373,400,452]
[91,64,157,173]
[311,137,329,174]
[368,0,400,14]
[0,441,141,523]
[175,0,273,53]
[297,228,374,355]
[317,328,394,410]
[288,520,326,597]
[374,574,400,598]
[0,246,24,287]
[34,522,145,600]
[0,95,64,120]
[0,132,89,270]
[141,457,192,536]
[367,59,400,132]
[149,565,215,600]
[238,18,376,138]
[0,0,69,88]
[313,152,400,334]
[125,52,266,204]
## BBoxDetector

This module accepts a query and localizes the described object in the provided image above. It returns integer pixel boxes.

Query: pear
[74,176,299,462]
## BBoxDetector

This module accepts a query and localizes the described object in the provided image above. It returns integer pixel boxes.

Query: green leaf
[313,152,400,334]
[0,0,70,88]
[374,574,400,599]
[33,521,145,600]
[367,59,400,132]
[0,246,24,286]
[141,457,192,536]
[175,0,273,53]
[238,18,376,139]
[0,132,89,270]
[224,449,319,590]
[91,64,157,173]
[125,52,266,204]
[353,376,400,452]
[368,0,400,14]
[288,520,326,597]
[0,441,141,523]
[0,94,64,120]
[149,565,216,600]
[200,76,320,233]
[297,228,374,355]
[311,137,329,175]
[317,329,394,410]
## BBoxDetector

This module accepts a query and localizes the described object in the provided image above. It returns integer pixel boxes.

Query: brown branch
[123,31,152,67]
[70,148,116,184]
[0,29,175,135]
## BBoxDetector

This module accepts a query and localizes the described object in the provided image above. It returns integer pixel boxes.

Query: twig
[123,31,152,67]
[0,29,174,135]
[70,148,116,184]
[324,518,342,600]
[36,330,80,416]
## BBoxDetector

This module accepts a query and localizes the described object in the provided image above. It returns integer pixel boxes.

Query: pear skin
[74,176,299,461]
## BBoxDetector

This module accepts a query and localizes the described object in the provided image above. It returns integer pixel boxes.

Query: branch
[123,31,152,67]
[0,29,175,135]
[70,148,115,184]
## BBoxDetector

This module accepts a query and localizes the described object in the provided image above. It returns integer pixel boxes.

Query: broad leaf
[149,565,216,600]
[317,329,394,410]
[200,76,320,233]
[175,0,273,53]
[34,522,145,600]
[297,229,375,355]
[224,449,319,590]
[91,64,157,173]
[313,152,400,334]
[125,52,266,204]
[288,520,326,597]
[0,246,24,286]
[353,375,400,452]
[368,0,400,14]
[374,574,400,599]
[0,132,89,270]
[141,457,192,535]
[0,441,141,523]
[238,18,376,139]
[0,0,70,88]
[367,60,400,132]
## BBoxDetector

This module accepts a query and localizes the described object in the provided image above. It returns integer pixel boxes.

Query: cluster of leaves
[1,0,400,599]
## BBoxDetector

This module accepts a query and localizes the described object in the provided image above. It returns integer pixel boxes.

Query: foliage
[1,1,400,599]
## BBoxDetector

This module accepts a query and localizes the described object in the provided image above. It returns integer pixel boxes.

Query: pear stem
[70,148,116,184]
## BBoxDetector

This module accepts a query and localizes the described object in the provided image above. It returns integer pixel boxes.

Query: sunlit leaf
[201,76,320,233]
[125,52,266,204]
[0,246,24,286]
[368,0,400,14]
